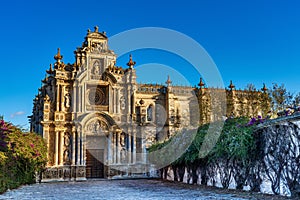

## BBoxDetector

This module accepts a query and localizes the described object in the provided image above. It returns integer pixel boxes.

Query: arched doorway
[84,118,110,178]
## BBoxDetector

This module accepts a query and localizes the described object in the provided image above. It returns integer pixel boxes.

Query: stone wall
[161,119,300,197]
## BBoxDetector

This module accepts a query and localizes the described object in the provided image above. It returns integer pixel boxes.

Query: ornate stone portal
[29,26,270,181]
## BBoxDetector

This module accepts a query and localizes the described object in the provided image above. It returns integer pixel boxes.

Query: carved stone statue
[120,147,127,163]
[63,149,70,164]
[64,132,70,146]
[94,120,100,133]
[120,132,126,147]
[92,60,101,75]
[65,93,71,108]
[120,96,125,110]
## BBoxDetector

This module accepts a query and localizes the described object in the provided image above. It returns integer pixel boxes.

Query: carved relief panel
[90,59,104,80]
[85,119,109,136]
[91,41,108,53]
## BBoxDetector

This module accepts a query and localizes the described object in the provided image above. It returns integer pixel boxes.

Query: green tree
[269,83,293,114]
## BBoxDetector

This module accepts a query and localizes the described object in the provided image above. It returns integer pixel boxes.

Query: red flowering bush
[0,120,47,194]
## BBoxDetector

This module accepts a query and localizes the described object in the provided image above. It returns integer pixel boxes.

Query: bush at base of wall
[0,120,47,194]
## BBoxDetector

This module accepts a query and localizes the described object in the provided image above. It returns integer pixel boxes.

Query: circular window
[88,89,105,105]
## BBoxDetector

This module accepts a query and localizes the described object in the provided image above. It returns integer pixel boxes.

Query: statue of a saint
[65,93,71,108]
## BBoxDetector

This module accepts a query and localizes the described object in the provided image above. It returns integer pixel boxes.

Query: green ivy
[149,117,257,167]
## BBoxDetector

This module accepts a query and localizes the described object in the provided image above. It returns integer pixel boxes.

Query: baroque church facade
[29,26,270,181]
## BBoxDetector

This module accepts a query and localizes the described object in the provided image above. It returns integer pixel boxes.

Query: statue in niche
[64,133,70,147]
[63,149,71,164]
[92,60,103,76]
[120,132,126,147]
[64,93,71,109]
[93,64,100,75]
[120,96,125,110]
[120,147,127,163]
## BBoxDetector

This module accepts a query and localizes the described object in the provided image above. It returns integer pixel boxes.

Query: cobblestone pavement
[0,179,286,200]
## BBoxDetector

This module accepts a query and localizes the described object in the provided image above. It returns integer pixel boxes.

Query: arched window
[147,105,153,121]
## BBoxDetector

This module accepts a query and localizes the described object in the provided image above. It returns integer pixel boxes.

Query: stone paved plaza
[0,179,287,200]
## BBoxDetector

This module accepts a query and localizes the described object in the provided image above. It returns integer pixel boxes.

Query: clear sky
[0,0,299,129]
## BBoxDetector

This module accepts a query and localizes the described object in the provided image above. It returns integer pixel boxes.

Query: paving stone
[0,179,250,200]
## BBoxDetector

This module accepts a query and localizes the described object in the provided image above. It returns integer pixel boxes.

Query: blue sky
[0,0,299,129]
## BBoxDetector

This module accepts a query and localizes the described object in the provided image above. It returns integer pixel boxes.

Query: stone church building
[29,26,270,181]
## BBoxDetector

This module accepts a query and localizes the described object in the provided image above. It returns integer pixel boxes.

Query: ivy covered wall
[150,117,300,197]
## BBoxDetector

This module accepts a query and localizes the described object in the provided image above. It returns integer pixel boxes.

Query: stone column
[43,126,50,165]
[133,130,136,163]
[55,131,59,166]
[61,85,64,112]
[115,88,120,113]
[113,132,116,164]
[81,85,84,113]
[76,128,81,165]
[107,132,111,165]
[56,85,60,111]
[142,127,147,163]
[81,132,85,165]
[79,86,82,113]
[72,131,76,165]
[73,84,77,112]
[109,86,113,113]
[113,87,116,113]
[128,130,132,164]
[60,132,64,165]
[79,132,82,165]
[117,131,120,163]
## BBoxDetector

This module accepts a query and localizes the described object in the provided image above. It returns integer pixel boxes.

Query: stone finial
[261,83,267,92]
[166,75,172,86]
[198,77,205,88]
[42,74,48,84]
[46,64,54,74]
[94,26,99,33]
[228,80,235,90]
[126,54,136,69]
[87,28,91,34]
[54,48,63,63]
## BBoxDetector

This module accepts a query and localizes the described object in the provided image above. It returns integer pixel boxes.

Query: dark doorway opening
[86,149,104,178]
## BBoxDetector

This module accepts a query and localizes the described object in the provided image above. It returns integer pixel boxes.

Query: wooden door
[86,149,104,178]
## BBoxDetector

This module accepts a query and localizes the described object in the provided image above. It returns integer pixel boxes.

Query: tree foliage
[269,83,295,114]
[0,120,47,194]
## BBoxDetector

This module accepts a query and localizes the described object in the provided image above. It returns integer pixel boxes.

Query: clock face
[88,89,105,105]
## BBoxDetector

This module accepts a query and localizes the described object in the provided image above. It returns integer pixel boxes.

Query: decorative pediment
[86,26,107,40]
[83,26,109,53]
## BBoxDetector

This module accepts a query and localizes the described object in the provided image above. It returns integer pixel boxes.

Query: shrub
[0,120,47,194]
